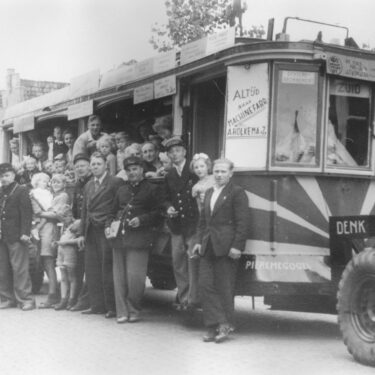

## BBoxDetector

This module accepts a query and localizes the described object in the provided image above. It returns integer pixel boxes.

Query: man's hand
[128,217,140,228]
[167,206,178,218]
[104,227,111,238]
[77,236,85,249]
[191,244,202,258]
[228,248,241,260]
[20,235,30,243]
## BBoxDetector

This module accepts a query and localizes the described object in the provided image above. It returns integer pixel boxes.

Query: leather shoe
[81,308,105,315]
[128,314,141,323]
[70,302,90,312]
[105,310,116,319]
[117,316,128,324]
[0,300,17,309]
[21,302,35,311]
[215,324,231,343]
[203,327,217,342]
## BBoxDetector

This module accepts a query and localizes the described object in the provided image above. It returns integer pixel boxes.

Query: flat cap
[73,153,90,164]
[123,156,144,170]
[0,163,15,175]
[164,136,185,151]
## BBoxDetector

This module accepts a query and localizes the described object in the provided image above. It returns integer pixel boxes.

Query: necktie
[94,179,100,192]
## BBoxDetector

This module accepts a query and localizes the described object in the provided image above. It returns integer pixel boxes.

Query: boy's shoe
[66,298,77,310]
[54,299,68,311]
[39,294,59,309]
[128,313,141,323]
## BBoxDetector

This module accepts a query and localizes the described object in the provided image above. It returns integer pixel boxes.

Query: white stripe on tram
[296,176,331,221]
[243,239,330,256]
[360,180,375,215]
[246,191,329,239]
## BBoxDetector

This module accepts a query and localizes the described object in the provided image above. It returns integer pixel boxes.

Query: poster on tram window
[225,63,269,169]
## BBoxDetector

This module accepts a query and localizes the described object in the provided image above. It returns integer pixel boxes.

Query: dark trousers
[75,249,89,307]
[112,246,149,318]
[85,225,115,312]
[0,240,33,305]
[199,243,238,327]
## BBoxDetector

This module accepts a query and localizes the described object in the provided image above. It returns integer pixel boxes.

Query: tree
[150,0,264,52]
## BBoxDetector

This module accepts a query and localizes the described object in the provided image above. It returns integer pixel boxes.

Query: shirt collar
[95,172,107,185]
[173,159,186,175]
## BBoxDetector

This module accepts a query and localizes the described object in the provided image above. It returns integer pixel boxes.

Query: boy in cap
[0,163,35,310]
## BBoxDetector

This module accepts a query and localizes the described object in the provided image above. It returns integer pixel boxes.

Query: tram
[1,18,374,366]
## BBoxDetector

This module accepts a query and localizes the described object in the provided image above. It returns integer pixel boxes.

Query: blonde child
[115,132,131,173]
[97,134,116,176]
[54,219,82,310]
[30,173,53,241]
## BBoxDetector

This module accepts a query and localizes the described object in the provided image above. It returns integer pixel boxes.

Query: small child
[54,219,82,310]
[97,134,116,175]
[115,132,131,173]
[30,173,53,241]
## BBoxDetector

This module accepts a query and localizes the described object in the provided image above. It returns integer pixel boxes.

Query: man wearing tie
[193,158,248,343]
[79,152,123,317]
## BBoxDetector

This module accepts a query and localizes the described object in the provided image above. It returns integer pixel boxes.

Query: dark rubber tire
[337,249,375,367]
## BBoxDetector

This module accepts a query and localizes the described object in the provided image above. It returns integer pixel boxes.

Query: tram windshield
[326,78,371,168]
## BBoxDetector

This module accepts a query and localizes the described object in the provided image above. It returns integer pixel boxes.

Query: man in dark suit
[0,163,35,310]
[193,158,248,343]
[79,152,123,317]
[69,153,92,312]
[107,156,162,323]
[163,137,199,310]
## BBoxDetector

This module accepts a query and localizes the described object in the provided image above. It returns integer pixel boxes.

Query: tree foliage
[150,0,264,52]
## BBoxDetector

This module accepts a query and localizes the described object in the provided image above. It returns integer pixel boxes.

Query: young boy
[54,219,82,310]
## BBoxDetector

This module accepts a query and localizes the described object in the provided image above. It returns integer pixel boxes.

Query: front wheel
[337,249,375,367]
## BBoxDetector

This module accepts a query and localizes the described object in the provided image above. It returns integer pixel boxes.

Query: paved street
[0,281,373,375]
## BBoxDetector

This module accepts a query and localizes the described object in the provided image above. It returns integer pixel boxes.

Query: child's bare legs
[55,267,69,310]
[39,256,59,308]
[67,267,78,308]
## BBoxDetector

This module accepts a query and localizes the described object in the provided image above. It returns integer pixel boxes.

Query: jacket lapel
[90,173,110,204]
[204,187,214,220]
[211,182,232,218]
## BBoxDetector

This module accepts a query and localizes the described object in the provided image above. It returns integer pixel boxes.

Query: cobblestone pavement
[0,282,374,375]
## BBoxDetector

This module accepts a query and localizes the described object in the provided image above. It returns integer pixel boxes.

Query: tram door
[191,77,226,159]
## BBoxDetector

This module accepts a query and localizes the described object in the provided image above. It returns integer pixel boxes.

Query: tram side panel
[235,174,375,299]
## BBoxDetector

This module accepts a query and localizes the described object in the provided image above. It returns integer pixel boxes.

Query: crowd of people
[0,114,249,343]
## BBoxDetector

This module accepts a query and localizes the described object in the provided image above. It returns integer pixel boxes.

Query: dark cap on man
[164,136,185,151]
[123,156,144,170]
[73,153,90,165]
[0,163,15,175]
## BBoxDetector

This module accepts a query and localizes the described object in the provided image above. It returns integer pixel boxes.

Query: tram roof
[2,38,375,126]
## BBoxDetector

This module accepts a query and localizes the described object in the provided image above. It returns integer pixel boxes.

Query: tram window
[273,69,320,167]
[326,79,371,168]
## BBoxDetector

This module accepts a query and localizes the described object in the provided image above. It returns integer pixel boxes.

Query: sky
[0,0,374,90]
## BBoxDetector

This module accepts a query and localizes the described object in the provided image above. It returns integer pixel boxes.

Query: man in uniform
[0,163,35,310]
[80,152,123,317]
[107,156,162,323]
[193,158,248,343]
[163,136,199,310]
[69,153,92,311]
